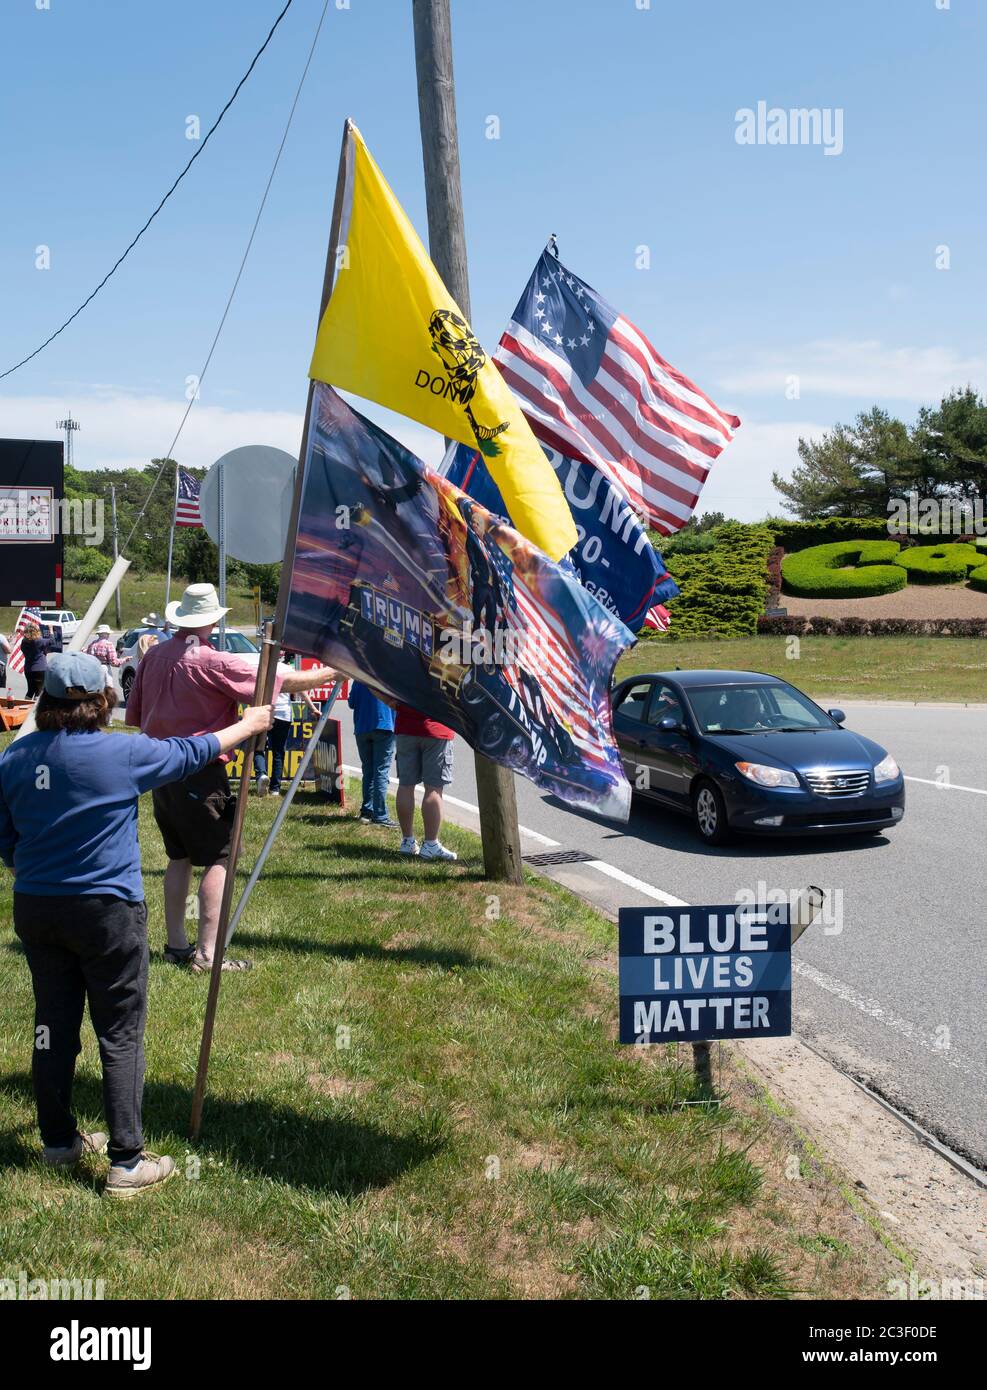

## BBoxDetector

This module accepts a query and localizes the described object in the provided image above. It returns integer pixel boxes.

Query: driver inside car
[728,690,771,731]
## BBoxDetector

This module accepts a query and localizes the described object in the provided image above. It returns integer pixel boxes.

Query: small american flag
[175,467,203,528]
[495,248,740,536]
[8,606,42,675]
[642,603,671,633]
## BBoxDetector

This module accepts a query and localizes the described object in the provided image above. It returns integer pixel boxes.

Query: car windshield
[685,682,834,734]
[210,631,258,655]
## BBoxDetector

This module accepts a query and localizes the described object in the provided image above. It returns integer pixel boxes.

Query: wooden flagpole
[188,121,353,1140]
[260,118,353,715]
[188,619,275,1139]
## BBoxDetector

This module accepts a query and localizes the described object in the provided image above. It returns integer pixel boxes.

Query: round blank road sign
[199,445,296,564]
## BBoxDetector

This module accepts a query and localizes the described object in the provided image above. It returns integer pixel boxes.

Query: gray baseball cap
[44,651,106,700]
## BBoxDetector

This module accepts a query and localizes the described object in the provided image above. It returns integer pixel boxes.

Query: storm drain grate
[523,849,595,867]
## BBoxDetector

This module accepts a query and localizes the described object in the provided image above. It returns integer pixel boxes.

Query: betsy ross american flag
[495,248,740,536]
[175,467,203,528]
[7,606,42,675]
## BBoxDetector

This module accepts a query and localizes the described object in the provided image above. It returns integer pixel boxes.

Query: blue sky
[1,0,984,519]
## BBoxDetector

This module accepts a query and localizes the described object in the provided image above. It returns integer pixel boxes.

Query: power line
[123,0,333,551]
[0,0,295,382]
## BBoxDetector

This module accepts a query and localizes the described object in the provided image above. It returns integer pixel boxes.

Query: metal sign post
[217,461,226,650]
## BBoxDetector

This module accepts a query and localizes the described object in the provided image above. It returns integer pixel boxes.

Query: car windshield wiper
[706,727,753,735]
[770,725,823,732]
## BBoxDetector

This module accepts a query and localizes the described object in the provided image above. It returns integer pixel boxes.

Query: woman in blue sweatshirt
[0,652,272,1198]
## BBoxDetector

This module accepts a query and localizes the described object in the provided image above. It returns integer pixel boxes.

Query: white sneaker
[256,774,270,797]
[399,836,419,856]
[419,840,457,862]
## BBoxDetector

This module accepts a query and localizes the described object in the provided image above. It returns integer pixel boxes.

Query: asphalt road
[341,703,987,1171]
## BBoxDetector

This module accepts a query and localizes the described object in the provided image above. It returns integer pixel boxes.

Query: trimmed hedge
[644,522,774,640]
[770,517,891,551]
[893,543,982,584]
[781,540,905,598]
[759,614,987,637]
[970,564,987,594]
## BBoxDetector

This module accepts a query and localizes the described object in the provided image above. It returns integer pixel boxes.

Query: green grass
[618,635,987,703]
[0,764,894,1300]
[2,572,260,633]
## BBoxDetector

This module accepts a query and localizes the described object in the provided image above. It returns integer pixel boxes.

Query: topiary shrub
[894,543,981,584]
[970,563,987,594]
[781,540,905,598]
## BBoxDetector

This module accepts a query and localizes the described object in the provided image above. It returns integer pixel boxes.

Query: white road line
[792,959,979,1081]
[904,775,987,797]
[583,859,687,907]
[340,763,560,847]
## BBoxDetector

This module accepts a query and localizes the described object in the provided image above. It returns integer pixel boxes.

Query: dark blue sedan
[611,670,906,845]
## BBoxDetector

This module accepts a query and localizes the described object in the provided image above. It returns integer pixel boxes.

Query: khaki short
[151,761,236,867]
[395,734,454,788]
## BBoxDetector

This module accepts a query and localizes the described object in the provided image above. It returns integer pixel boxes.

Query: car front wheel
[121,670,135,702]
[692,780,732,846]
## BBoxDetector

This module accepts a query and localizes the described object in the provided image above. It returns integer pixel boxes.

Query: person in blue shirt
[0,651,272,1199]
[347,680,396,826]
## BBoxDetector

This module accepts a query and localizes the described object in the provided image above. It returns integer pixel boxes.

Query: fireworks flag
[443,441,679,635]
[307,122,577,563]
[494,246,740,535]
[282,383,634,820]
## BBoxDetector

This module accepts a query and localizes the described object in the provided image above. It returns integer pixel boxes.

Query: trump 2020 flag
[308,122,577,563]
[283,384,633,820]
[443,441,680,635]
[495,247,740,536]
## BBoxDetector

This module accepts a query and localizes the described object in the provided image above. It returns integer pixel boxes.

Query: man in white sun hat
[126,582,335,973]
[85,623,123,689]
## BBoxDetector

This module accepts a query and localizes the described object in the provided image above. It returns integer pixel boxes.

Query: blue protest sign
[618,904,792,1044]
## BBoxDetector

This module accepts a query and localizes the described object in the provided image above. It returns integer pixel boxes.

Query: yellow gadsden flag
[309,123,577,562]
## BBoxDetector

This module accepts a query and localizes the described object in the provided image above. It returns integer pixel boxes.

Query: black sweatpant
[14,893,149,1164]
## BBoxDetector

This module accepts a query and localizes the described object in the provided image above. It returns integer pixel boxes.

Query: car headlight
[874,753,900,784]
[735,761,800,788]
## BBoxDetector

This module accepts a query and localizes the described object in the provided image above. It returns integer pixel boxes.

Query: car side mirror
[828,708,846,725]
[659,716,683,733]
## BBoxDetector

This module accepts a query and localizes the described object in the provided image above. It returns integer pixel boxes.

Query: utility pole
[412,0,523,885]
[110,485,122,627]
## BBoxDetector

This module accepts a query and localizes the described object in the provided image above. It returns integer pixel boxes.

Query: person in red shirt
[393,703,457,862]
[127,583,335,971]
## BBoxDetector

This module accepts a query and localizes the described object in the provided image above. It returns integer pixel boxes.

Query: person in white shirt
[254,684,294,796]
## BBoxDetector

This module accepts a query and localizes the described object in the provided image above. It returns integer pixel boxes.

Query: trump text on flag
[618,904,792,1044]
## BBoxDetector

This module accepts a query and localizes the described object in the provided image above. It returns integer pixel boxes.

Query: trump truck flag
[443,441,679,635]
[307,122,577,563]
[282,384,633,820]
[495,246,740,536]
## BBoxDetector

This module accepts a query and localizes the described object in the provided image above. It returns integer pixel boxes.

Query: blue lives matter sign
[618,904,792,1044]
